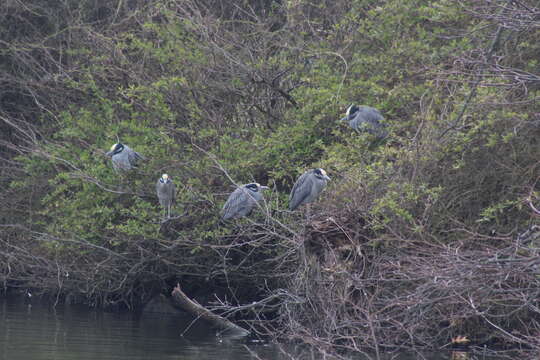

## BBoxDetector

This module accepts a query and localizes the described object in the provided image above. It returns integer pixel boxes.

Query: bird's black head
[346,104,359,117]
[110,143,124,155]
[159,174,171,183]
[314,168,331,181]
[245,183,260,192]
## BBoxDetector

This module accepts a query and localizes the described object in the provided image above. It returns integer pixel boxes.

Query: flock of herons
[105,105,387,220]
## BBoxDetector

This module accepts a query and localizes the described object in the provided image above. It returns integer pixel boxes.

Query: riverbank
[1,0,538,358]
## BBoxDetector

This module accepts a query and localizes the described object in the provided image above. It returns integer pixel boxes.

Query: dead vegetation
[0,0,539,358]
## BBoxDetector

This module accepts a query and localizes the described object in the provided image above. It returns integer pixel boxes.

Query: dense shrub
[1,0,538,356]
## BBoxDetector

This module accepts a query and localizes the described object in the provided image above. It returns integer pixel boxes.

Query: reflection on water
[0,295,492,360]
[0,295,279,360]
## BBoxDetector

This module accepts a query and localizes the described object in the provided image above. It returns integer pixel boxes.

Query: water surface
[0,295,278,360]
[0,295,492,360]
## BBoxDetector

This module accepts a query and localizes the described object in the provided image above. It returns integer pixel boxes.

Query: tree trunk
[171,283,250,337]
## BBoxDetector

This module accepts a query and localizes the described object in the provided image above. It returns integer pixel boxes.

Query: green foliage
[2,0,538,312]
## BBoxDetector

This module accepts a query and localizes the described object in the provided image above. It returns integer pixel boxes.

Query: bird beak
[105,150,113,157]
[260,185,270,190]
[324,175,331,181]
[340,116,347,122]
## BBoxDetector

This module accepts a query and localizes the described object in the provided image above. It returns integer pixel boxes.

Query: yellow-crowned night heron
[156,174,175,219]
[341,104,387,139]
[105,143,144,171]
[289,168,330,211]
[221,183,269,220]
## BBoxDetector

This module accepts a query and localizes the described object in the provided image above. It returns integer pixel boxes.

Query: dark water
[0,295,490,360]
[0,295,280,360]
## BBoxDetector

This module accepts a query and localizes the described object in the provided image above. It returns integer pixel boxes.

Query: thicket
[0,0,539,357]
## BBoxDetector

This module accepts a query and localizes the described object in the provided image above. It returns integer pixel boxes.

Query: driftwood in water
[171,283,250,337]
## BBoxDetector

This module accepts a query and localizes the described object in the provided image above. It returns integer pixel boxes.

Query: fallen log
[171,283,250,337]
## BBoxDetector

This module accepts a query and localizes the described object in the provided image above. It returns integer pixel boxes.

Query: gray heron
[105,143,144,171]
[156,174,175,219]
[340,104,387,139]
[221,183,269,220]
[289,168,331,211]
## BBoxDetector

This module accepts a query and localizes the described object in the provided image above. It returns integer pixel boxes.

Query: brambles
[0,0,539,357]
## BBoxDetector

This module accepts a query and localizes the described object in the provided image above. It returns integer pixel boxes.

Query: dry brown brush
[0,0,539,357]
[262,214,540,356]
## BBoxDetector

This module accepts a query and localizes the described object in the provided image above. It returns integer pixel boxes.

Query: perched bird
[221,183,269,220]
[156,174,176,219]
[340,104,387,139]
[289,168,331,211]
[105,143,144,171]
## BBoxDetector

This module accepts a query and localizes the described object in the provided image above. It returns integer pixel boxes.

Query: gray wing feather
[134,150,145,161]
[351,107,387,137]
[112,152,130,170]
[222,187,251,219]
[127,149,144,165]
[289,172,314,210]
[360,107,383,123]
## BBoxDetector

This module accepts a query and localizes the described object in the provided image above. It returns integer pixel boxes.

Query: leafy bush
[1,0,539,355]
